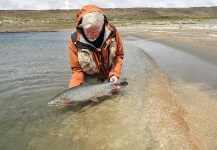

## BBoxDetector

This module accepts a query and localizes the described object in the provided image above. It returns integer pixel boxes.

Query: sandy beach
[117,21,217,149]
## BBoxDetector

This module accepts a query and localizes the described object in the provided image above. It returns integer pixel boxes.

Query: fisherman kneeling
[68,5,124,90]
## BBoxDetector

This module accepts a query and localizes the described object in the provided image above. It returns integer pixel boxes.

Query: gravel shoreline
[118,22,217,150]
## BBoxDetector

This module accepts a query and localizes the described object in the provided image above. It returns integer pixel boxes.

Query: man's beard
[88,38,97,41]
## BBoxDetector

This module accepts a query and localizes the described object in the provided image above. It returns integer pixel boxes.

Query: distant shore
[1,7,217,33]
[0,28,73,33]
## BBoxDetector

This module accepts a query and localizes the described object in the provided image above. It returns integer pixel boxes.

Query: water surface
[0,32,72,149]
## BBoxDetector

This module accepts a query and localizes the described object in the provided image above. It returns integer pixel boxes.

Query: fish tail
[117,78,128,86]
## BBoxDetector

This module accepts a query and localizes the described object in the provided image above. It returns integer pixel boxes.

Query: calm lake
[0,31,72,149]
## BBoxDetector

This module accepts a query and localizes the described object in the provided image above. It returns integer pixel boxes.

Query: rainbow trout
[48,78,128,106]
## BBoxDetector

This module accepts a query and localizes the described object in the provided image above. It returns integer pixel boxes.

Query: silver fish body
[48,78,128,106]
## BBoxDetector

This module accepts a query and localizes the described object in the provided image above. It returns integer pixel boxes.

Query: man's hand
[110,76,120,90]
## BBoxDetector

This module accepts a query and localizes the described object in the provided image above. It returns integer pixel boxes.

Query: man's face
[84,26,100,41]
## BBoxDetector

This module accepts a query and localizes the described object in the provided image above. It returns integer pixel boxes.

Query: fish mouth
[47,99,64,106]
[47,100,60,106]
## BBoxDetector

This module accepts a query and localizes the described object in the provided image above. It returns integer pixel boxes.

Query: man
[68,4,124,90]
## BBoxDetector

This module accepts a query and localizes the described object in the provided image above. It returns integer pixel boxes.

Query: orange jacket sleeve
[68,39,84,88]
[108,30,124,78]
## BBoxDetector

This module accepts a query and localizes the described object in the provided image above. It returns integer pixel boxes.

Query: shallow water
[0,32,72,149]
[0,32,217,150]
[132,36,217,92]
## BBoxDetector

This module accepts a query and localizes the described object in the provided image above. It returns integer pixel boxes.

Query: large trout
[48,78,128,106]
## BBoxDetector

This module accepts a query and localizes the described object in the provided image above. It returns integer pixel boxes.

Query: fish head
[47,99,62,106]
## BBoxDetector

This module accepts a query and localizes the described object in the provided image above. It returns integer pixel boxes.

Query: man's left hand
[110,76,120,90]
